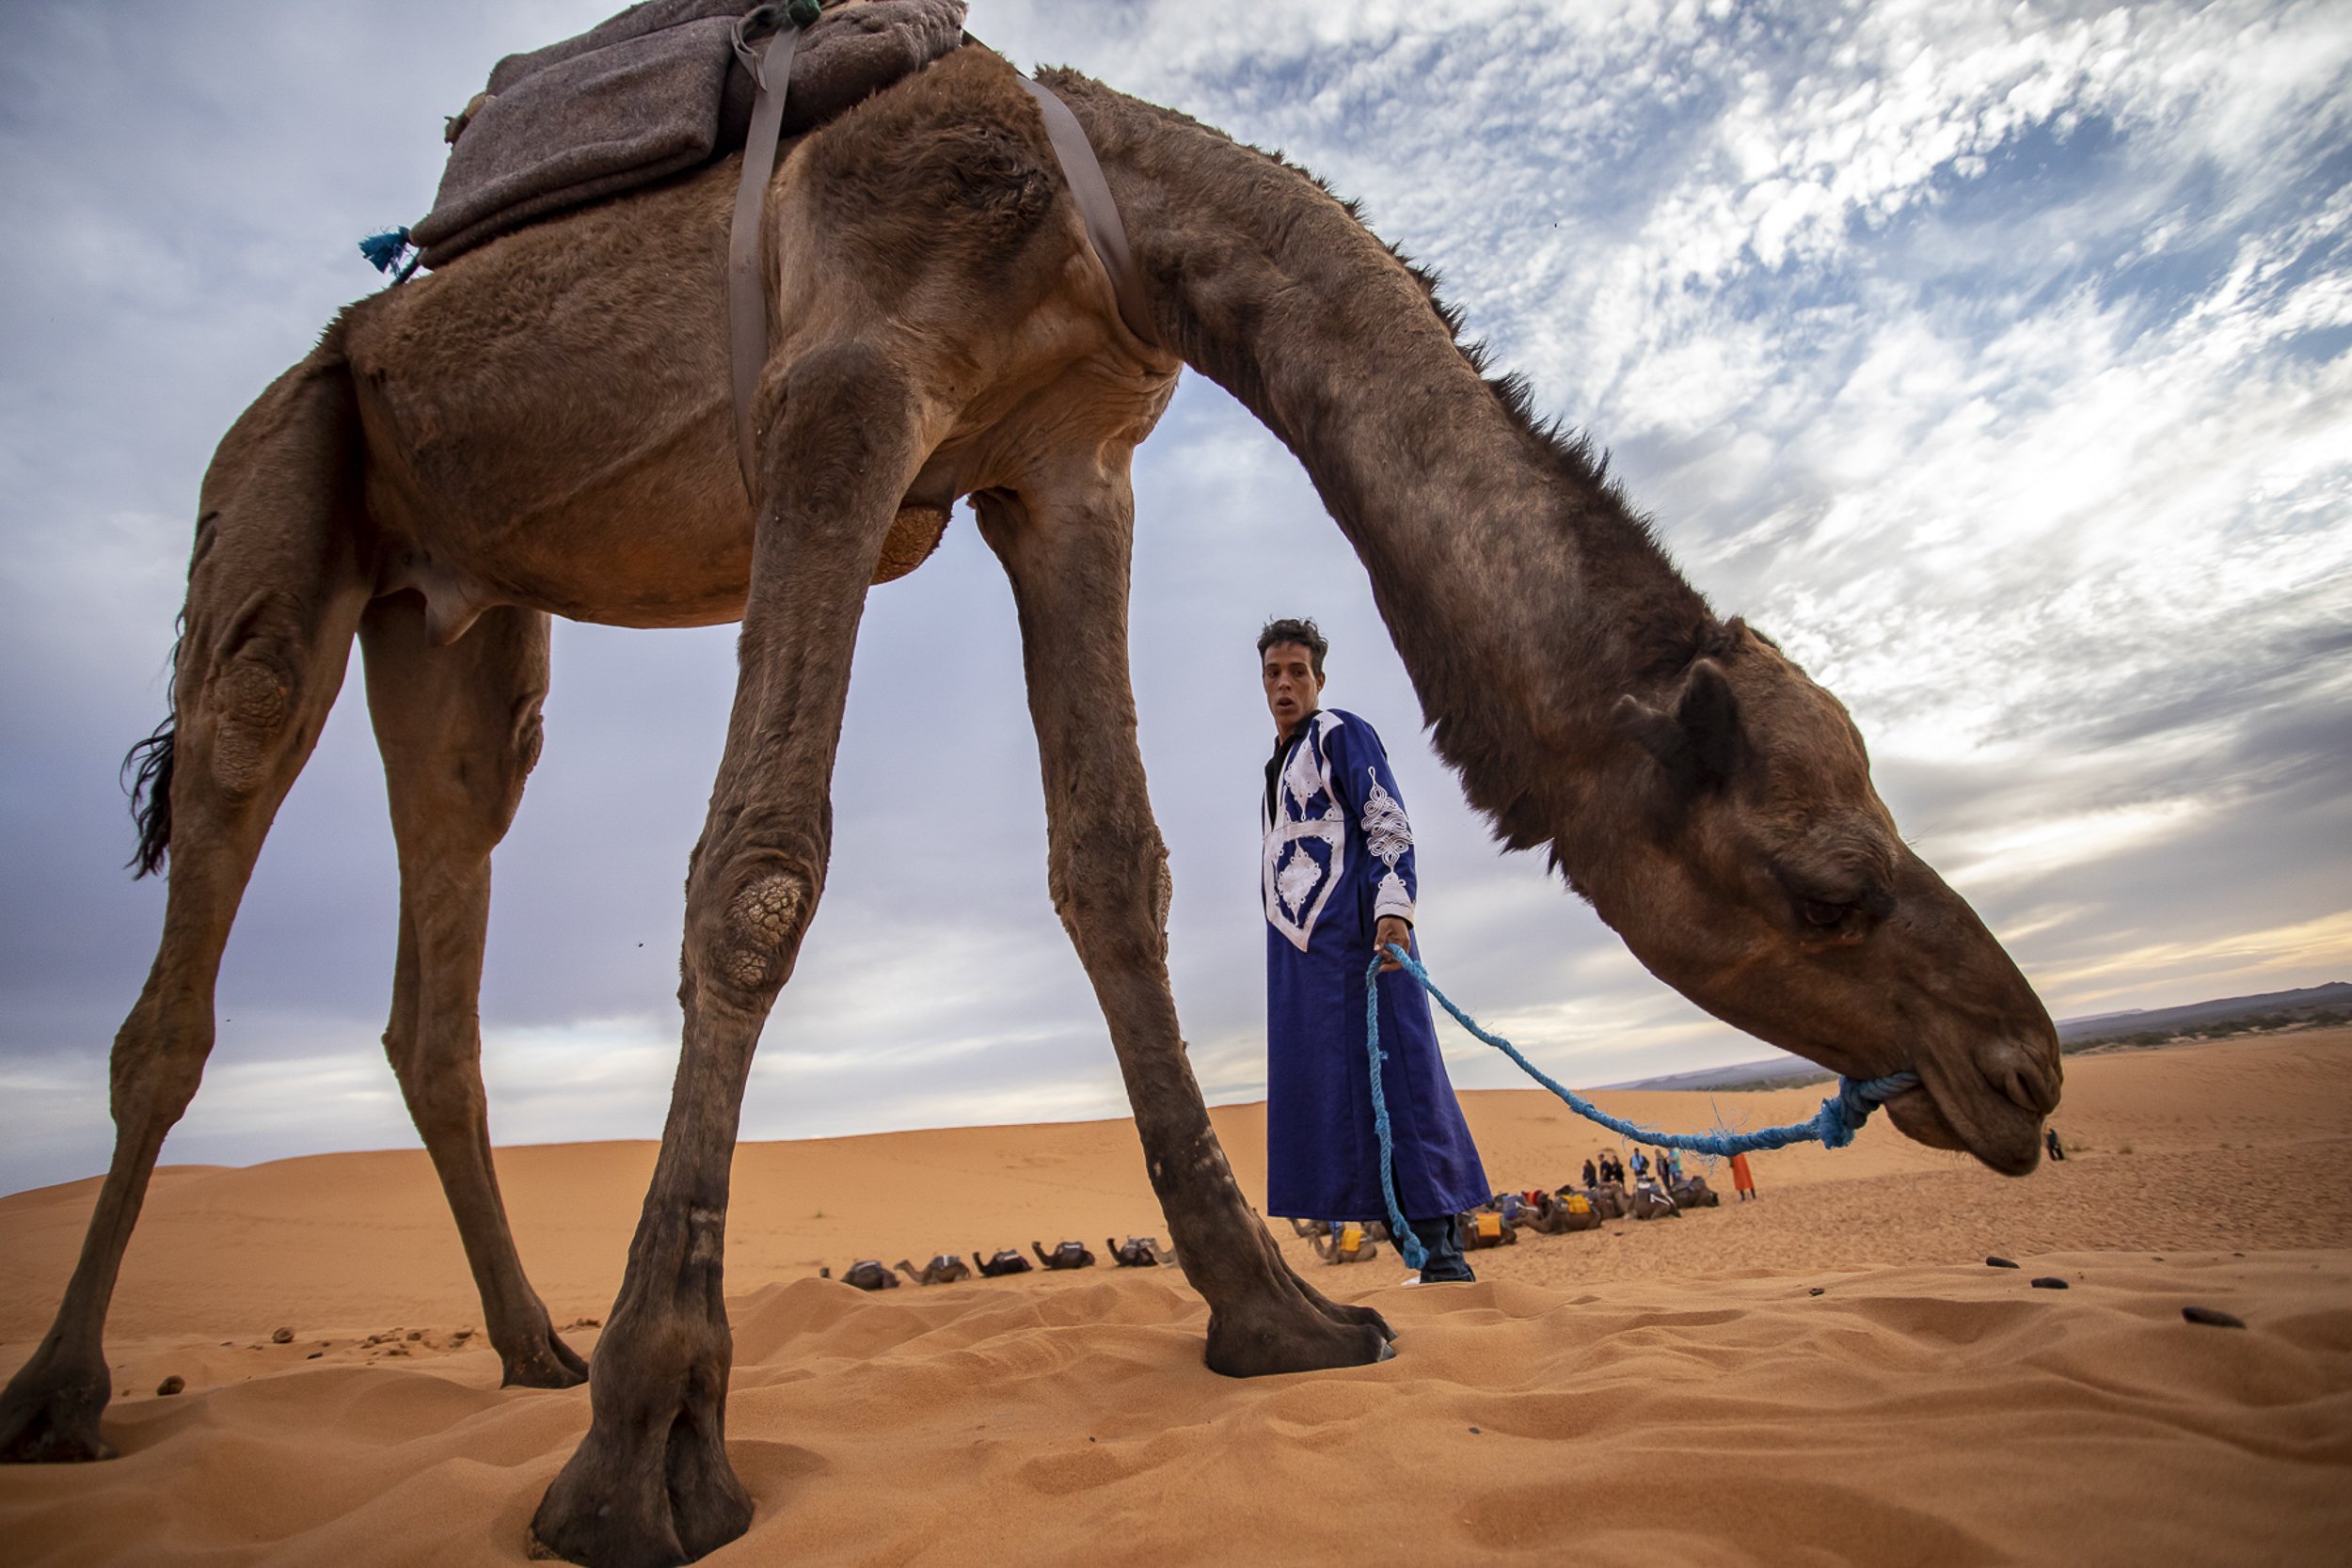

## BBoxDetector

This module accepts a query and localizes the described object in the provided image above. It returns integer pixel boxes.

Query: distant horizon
[8,975,2340,1200]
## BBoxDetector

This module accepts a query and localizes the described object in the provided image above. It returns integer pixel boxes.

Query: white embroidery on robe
[1263,714,1347,951]
[1276,843,1322,916]
[1360,770,1411,868]
[1282,735,1325,816]
[1361,768,1416,924]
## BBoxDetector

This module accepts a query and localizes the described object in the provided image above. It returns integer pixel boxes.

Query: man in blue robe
[1258,618,1489,1284]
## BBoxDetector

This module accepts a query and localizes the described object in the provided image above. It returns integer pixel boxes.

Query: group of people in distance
[1581,1148,1758,1202]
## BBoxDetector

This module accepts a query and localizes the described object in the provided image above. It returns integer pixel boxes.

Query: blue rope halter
[1363,944,1919,1270]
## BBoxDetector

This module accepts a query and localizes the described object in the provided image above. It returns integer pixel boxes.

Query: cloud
[0,0,2345,1197]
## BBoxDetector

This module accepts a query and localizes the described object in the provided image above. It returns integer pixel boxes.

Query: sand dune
[4,1032,2348,1564]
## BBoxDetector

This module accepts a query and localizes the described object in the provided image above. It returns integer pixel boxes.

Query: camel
[838,1259,899,1291]
[1628,1185,1682,1222]
[1303,1223,1381,1265]
[1108,1236,1173,1267]
[1520,1190,1600,1236]
[0,37,2066,1567]
[1461,1210,1518,1249]
[971,1248,1033,1279]
[894,1254,972,1285]
[1032,1240,1096,1271]
[1672,1176,1721,1210]
[1577,1183,1629,1221]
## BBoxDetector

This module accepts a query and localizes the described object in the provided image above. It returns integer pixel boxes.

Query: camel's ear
[1677,658,1740,784]
[1614,658,1741,792]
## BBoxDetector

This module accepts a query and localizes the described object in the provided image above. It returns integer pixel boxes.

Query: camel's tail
[122,705,177,879]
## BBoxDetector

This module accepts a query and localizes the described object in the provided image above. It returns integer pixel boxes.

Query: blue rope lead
[1362,943,1919,1273]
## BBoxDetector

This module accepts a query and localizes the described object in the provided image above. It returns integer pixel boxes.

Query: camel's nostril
[1983,1041,2060,1117]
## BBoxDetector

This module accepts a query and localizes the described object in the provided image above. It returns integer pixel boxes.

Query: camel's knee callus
[190,586,326,798]
[206,658,294,795]
[715,872,810,992]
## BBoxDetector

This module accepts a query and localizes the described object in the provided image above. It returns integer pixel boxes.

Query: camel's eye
[1800,898,1849,928]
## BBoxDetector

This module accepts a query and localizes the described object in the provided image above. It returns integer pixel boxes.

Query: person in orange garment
[1729,1150,1757,1201]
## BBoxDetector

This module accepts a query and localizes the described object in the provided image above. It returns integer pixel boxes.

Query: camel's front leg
[529,342,926,1568]
[975,471,1392,1378]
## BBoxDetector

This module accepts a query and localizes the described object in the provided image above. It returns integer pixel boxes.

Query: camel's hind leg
[0,347,371,1462]
[359,595,584,1388]
[975,463,1393,1377]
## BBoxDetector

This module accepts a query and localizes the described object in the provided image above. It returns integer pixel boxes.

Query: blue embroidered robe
[1263,709,1489,1222]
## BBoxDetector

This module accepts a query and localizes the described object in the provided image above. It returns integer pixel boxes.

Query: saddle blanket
[408,0,966,268]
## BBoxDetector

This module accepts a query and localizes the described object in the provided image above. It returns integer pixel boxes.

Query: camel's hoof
[0,1355,115,1465]
[531,1360,753,1566]
[1203,1302,1393,1378]
[1311,1297,1395,1341]
[531,1458,753,1568]
[500,1329,589,1390]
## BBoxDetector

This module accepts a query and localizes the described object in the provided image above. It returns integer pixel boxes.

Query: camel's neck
[1059,75,1713,845]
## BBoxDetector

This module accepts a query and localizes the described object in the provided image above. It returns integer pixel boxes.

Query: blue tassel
[358,227,414,276]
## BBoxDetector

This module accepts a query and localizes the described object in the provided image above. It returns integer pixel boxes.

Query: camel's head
[1584,621,2060,1174]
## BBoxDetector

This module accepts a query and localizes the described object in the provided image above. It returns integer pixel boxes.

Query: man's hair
[1257,617,1328,675]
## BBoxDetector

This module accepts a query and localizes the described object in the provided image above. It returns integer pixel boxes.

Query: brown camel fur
[0,44,2062,1567]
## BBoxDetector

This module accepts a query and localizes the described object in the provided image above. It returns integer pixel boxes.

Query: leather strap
[728,20,806,495]
[1013,75,1159,351]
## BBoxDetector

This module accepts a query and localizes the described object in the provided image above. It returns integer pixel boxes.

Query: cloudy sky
[2,0,2345,1196]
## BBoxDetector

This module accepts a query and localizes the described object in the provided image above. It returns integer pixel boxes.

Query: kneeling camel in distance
[0,41,2061,1568]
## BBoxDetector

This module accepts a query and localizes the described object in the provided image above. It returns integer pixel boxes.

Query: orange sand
[4,1030,2348,1565]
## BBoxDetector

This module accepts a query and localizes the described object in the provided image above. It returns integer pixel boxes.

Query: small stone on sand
[1986,1256,2019,1268]
[1808,1287,1824,1296]
[2030,1276,2069,1290]
[155,1375,184,1396]
[2182,1306,2244,1328]
[272,1326,294,1344]
[307,1351,324,1359]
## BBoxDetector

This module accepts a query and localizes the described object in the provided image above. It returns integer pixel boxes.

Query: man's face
[1262,641,1326,737]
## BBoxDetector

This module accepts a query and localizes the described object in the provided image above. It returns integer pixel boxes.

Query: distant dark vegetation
[1696,986,2351,1094]
[1712,1069,1838,1092]
[1707,1009,2351,1095]
[2060,1005,2352,1054]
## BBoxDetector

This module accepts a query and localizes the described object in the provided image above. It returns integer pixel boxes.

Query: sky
[1,0,2346,1196]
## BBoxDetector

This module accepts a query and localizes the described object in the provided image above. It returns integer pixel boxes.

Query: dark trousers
[1406,1214,1472,1280]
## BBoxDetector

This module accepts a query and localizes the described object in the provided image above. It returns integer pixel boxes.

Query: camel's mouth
[1880,1061,2043,1177]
